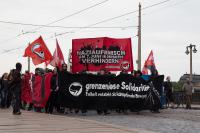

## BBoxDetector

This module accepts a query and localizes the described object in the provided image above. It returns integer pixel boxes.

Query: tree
[172,82,183,92]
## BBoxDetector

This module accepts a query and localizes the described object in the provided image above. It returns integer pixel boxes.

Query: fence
[192,92,200,104]
[173,91,200,104]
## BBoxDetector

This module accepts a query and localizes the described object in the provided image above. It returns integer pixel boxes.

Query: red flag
[50,39,65,69]
[142,50,156,75]
[31,73,53,108]
[21,72,32,104]
[24,36,52,65]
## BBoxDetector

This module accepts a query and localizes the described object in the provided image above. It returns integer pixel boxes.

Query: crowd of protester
[0,62,193,116]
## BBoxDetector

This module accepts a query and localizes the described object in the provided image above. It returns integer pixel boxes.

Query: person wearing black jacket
[96,68,110,115]
[10,63,22,115]
[164,76,174,108]
[46,68,59,114]
[0,73,9,108]
[6,70,14,108]
[56,64,72,114]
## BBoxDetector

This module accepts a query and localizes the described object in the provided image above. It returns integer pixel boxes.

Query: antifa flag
[31,73,53,108]
[23,36,53,65]
[142,50,156,75]
[50,39,65,69]
[72,37,133,73]
[58,72,164,110]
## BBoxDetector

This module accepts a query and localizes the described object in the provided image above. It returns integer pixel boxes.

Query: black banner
[58,72,164,111]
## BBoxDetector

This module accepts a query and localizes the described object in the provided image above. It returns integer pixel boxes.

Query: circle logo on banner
[69,82,83,96]
[121,61,130,70]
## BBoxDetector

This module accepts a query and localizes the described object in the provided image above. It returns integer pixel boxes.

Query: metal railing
[173,91,200,104]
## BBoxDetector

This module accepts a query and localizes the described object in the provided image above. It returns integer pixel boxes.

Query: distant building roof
[179,74,200,83]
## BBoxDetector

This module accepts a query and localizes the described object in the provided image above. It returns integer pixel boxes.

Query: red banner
[72,37,133,73]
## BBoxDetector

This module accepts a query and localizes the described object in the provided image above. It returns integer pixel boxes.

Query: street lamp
[185,44,197,81]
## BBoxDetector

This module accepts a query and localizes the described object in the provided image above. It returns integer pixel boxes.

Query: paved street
[0,109,155,133]
[0,107,200,133]
[71,108,200,133]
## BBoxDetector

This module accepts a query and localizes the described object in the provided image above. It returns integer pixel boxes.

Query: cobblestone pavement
[67,108,200,133]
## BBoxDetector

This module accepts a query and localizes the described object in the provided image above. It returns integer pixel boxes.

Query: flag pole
[28,43,30,72]
[137,3,142,71]
[44,62,47,74]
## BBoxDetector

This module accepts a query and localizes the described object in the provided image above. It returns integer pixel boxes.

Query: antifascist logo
[121,61,130,70]
[31,43,45,60]
[69,82,83,96]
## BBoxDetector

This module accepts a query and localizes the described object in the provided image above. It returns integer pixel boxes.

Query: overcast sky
[0,0,199,81]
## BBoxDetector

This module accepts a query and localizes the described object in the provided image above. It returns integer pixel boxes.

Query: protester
[0,73,9,108]
[74,67,88,115]
[135,70,143,78]
[182,78,193,109]
[96,68,110,115]
[149,69,161,112]
[120,69,128,75]
[61,64,68,72]
[164,76,174,108]
[21,71,33,111]
[131,70,137,78]
[151,69,158,77]
[56,63,72,114]
[117,68,130,114]
[46,68,58,114]
[6,70,14,108]
[9,63,22,115]
[32,68,47,113]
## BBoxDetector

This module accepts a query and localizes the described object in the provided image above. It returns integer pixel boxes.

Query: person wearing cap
[182,78,193,109]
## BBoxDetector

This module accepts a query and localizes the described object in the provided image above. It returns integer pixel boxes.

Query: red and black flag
[142,50,156,75]
[24,36,52,65]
